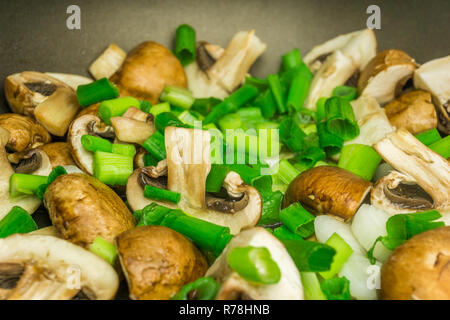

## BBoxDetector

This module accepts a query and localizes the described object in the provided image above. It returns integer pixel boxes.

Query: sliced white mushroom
[45,72,93,90]
[0,127,51,220]
[205,227,304,300]
[0,234,118,300]
[372,129,450,214]
[413,55,450,134]
[110,116,155,145]
[89,43,127,80]
[4,72,81,136]
[358,50,418,105]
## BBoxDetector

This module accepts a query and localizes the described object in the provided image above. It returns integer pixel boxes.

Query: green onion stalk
[76,78,119,107]
[338,144,382,181]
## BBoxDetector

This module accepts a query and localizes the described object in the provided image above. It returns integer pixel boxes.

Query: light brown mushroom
[110,107,155,145]
[358,50,418,105]
[116,225,208,300]
[372,129,450,214]
[206,227,304,300]
[4,71,81,136]
[0,234,118,300]
[413,55,450,134]
[0,113,51,153]
[283,166,372,221]
[110,41,186,104]
[44,173,135,248]
[40,142,76,168]
[384,90,437,134]
[380,226,450,300]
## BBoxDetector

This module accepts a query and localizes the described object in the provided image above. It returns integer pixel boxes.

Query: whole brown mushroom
[116,225,208,300]
[283,166,372,221]
[110,41,187,104]
[44,173,135,248]
[380,226,450,300]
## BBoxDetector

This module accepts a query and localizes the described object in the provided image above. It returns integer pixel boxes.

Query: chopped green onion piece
[279,117,306,152]
[280,203,316,238]
[143,185,181,204]
[272,225,303,240]
[280,63,313,88]
[254,89,277,119]
[227,246,281,284]
[218,113,242,131]
[191,98,222,117]
[315,97,328,122]
[111,143,136,157]
[76,78,119,107]
[9,173,48,198]
[178,110,199,126]
[205,164,230,193]
[297,146,326,168]
[237,107,264,124]
[172,277,220,300]
[245,76,269,92]
[139,100,152,113]
[35,166,68,200]
[301,272,327,300]
[367,210,444,263]
[174,24,196,66]
[89,237,118,265]
[287,72,310,111]
[256,121,279,130]
[277,238,336,272]
[281,48,302,72]
[267,74,286,114]
[143,153,159,167]
[98,97,140,125]
[203,85,258,124]
[154,112,188,133]
[149,102,170,116]
[276,159,300,185]
[141,131,167,161]
[0,206,37,238]
[414,128,441,146]
[320,277,351,300]
[319,233,354,280]
[317,122,343,156]
[160,209,233,257]
[332,85,357,101]
[160,85,195,110]
[338,144,381,180]
[429,135,450,158]
[258,191,284,226]
[325,97,359,141]
[137,202,172,226]
[93,151,133,186]
[81,134,112,153]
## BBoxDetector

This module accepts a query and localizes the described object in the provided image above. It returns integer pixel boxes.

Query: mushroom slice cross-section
[0,234,118,300]
[126,127,262,234]
[413,55,450,135]
[205,227,304,300]
[372,129,450,214]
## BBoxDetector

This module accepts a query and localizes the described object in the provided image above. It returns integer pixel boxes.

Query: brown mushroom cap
[358,49,418,104]
[116,225,208,300]
[283,166,372,220]
[0,114,51,153]
[110,41,187,104]
[44,173,135,248]
[380,226,450,300]
[40,142,76,168]
[385,90,437,134]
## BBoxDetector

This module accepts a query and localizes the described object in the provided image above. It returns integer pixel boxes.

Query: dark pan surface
[0,0,449,300]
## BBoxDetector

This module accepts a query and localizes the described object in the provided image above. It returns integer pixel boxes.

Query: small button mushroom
[205,227,304,300]
[384,90,437,134]
[380,226,450,300]
[413,55,450,135]
[0,234,118,300]
[373,129,450,214]
[44,173,135,248]
[0,128,51,220]
[40,142,76,168]
[357,50,418,105]
[110,41,187,104]
[283,166,372,221]
[68,114,115,174]
[4,71,81,136]
[116,225,208,300]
